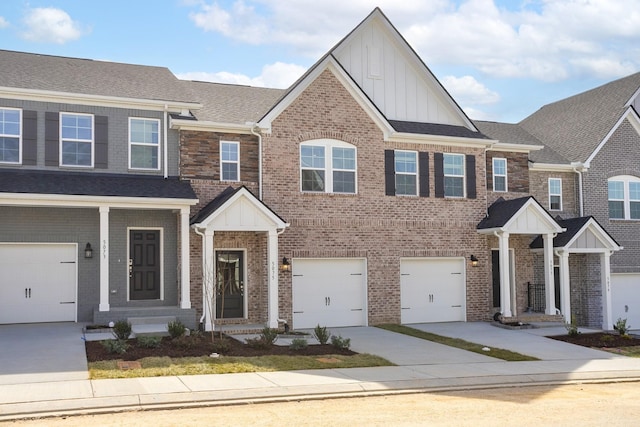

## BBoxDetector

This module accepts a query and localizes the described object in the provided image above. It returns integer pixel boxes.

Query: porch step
[128,316,176,326]
[131,323,170,338]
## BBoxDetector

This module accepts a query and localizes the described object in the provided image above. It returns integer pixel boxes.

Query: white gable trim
[258,57,393,137]
[558,218,622,253]
[490,142,544,153]
[502,198,566,234]
[0,192,197,209]
[192,187,288,232]
[585,107,640,167]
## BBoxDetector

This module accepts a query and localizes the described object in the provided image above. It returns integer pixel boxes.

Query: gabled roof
[0,49,194,104]
[0,169,197,200]
[519,72,640,164]
[530,216,622,252]
[477,196,564,234]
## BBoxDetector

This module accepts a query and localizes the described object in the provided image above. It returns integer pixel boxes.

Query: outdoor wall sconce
[470,254,479,267]
[84,243,93,259]
[280,257,291,272]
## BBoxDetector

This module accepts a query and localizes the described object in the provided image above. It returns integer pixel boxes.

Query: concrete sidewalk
[2,322,640,420]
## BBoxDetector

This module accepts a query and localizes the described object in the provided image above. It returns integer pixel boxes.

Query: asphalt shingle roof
[390,120,488,139]
[519,72,640,163]
[529,216,620,249]
[476,196,532,229]
[0,49,192,103]
[0,169,197,200]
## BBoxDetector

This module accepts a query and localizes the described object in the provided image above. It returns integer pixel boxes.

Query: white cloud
[176,61,306,88]
[441,75,500,105]
[21,7,86,44]
[0,16,9,29]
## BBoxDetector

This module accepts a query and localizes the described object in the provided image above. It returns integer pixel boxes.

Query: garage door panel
[401,258,465,324]
[612,274,640,330]
[292,258,367,329]
[0,244,77,324]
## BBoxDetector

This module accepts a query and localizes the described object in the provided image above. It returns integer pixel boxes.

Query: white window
[300,139,356,194]
[60,112,93,167]
[220,141,240,181]
[0,107,21,164]
[129,118,160,170]
[395,150,417,196]
[608,175,640,220]
[493,157,507,192]
[549,178,562,210]
[444,153,464,197]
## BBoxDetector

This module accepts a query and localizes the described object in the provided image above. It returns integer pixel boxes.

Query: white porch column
[601,251,613,330]
[267,229,279,329]
[498,232,512,317]
[543,233,557,315]
[98,206,110,311]
[558,250,571,323]
[180,208,191,309]
[203,230,215,332]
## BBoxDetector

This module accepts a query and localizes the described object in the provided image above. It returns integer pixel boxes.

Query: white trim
[607,175,640,220]
[529,162,576,172]
[388,132,495,148]
[586,107,640,166]
[299,139,358,194]
[443,153,465,198]
[59,112,94,168]
[489,142,544,153]
[126,227,164,302]
[492,157,507,192]
[128,117,161,171]
[171,119,255,134]
[548,177,563,211]
[214,248,248,320]
[0,86,200,112]
[0,192,197,209]
[220,140,240,182]
[0,107,22,165]
[394,149,418,196]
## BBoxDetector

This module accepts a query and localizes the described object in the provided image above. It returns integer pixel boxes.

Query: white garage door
[292,258,367,329]
[401,257,466,324]
[0,243,77,324]
[611,273,640,330]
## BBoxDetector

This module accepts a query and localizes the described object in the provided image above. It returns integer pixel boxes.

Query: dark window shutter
[22,110,37,165]
[466,154,476,199]
[44,112,59,166]
[94,115,108,169]
[434,152,444,198]
[384,149,395,196]
[418,151,429,197]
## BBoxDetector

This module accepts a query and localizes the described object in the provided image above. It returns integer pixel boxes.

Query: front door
[216,250,244,319]
[129,230,161,300]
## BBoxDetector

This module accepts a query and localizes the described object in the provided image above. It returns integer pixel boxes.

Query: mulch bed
[549,332,640,348]
[85,334,355,362]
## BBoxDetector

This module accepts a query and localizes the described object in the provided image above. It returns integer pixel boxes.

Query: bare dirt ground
[7,381,640,427]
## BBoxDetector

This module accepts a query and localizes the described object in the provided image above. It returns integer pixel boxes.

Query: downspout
[484,143,496,217]
[250,124,263,200]
[572,164,584,217]
[163,106,169,179]
[193,227,208,327]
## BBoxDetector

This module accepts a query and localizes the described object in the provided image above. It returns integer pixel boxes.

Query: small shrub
[171,335,195,349]
[245,336,269,349]
[260,327,279,346]
[331,335,351,350]
[101,339,129,354]
[565,317,579,337]
[168,319,187,339]
[137,336,162,348]
[212,338,231,354]
[614,318,631,336]
[289,338,308,350]
[313,324,331,345]
[112,319,132,340]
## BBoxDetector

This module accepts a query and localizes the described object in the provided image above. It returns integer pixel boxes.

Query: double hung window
[443,153,464,197]
[129,118,160,170]
[492,157,507,192]
[220,141,240,181]
[0,108,20,164]
[300,140,356,193]
[549,178,562,210]
[61,113,93,167]
[395,150,417,195]
[609,176,640,219]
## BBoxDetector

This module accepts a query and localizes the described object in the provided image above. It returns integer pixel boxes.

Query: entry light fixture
[280,257,291,272]
[470,254,479,267]
[85,243,94,259]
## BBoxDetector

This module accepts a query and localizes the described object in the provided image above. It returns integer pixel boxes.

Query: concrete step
[128,316,176,326]
[131,323,170,338]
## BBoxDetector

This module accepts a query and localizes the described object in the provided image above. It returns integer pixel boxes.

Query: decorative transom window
[443,153,464,197]
[608,175,640,220]
[129,118,160,170]
[395,150,417,195]
[300,140,356,193]
[492,157,507,192]
[61,113,93,167]
[220,141,240,181]
[0,108,21,164]
[549,178,562,210]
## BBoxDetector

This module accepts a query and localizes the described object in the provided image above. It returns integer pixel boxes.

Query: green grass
[376,324,539,362]
[88,353,393,379]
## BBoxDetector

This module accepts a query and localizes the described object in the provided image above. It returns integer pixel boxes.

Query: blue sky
[1,0,640,123]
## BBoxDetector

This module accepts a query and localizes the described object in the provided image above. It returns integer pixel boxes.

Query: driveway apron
[0,322,88,385]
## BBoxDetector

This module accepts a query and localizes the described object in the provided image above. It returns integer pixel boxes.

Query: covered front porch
[191,186,289,332]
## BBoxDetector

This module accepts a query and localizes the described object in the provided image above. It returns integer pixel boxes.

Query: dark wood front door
[130,230,161,300]
[216,250,244,319]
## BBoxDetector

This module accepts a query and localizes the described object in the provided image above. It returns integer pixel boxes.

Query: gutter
[571,162,588,217]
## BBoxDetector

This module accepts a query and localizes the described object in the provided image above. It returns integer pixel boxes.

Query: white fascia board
[529,162,576,172]
[561,218,623,252]
[503,198,565,233]
[476,227,504,235]
[258,57,394,138]
[0,87,201,112]
[585,107,640,166]
[0,193,198,209]
[171,119,254,134]
[490,142,544,153]
[389,132,495,148]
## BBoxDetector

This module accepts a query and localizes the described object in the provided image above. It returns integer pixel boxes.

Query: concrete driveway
[0,322,88,385]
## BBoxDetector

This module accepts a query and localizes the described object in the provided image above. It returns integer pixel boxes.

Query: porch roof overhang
[191,186,289,232]
[530,216,623,253]
[477,196,565,235]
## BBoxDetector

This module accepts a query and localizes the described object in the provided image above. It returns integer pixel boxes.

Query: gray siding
[0,98,179,176]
